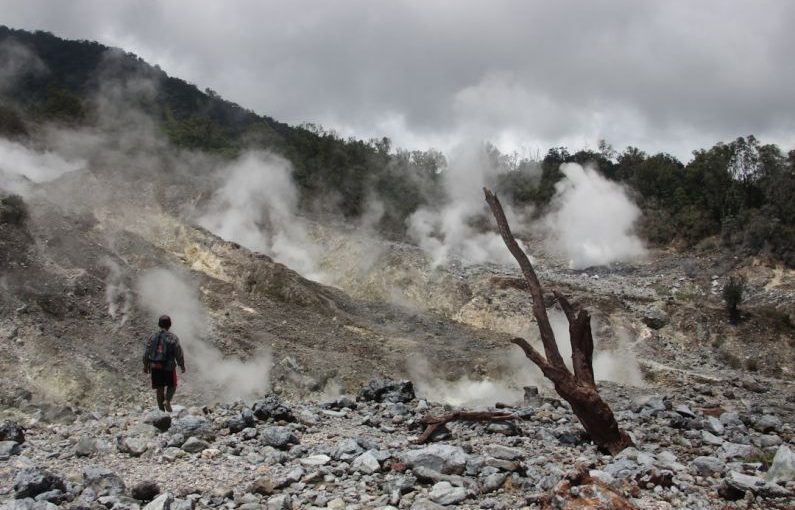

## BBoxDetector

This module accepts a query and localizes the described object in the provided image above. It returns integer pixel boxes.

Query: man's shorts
[151,368,177,388]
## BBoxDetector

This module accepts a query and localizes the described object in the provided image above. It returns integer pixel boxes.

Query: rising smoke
[543,163,645,268]
[198,151,325,281]
[406,143,522,267]
[0,138,83,196]
[136,268,271,400]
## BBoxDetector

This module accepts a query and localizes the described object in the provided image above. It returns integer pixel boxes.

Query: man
[143,315,185,412]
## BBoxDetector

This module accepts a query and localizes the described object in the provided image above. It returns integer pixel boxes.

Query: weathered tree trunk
[484,188,633,455]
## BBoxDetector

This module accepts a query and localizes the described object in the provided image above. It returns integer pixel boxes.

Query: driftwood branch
[414,410,516,444]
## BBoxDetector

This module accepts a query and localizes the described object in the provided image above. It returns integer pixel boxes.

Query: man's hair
[158,315,172,330]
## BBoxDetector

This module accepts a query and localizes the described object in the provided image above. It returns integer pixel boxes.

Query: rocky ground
[2,160,795,510]
[1,377,794,510]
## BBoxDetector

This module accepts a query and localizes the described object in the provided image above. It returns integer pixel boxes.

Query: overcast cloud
[2,0,794,160]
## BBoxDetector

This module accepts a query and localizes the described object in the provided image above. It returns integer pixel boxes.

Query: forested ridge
[1,26,793,266]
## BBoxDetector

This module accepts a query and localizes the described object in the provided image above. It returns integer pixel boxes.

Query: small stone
[352,451,381,474]
[299,454,330,467]
[83,465,126,498]
[400,444,470,475]
[265,494,290,510]
[143,492,173,510]
[75,438,97,457]
[117,436,148,457]
[428,481,467,506]
[753,414,782,434]
[691,456,725,477]
[0,440,21,459]
[181,437,210,453]
[249,477,274,496]
[481,472,508,493]
[705,416,724,435]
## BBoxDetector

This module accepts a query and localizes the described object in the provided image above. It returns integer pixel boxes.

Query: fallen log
[414,410,516,444]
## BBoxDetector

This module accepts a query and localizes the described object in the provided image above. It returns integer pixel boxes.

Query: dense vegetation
[1,26,794,265]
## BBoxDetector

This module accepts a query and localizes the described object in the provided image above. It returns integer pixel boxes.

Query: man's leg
[155,387,165,411]
[164,384,175,412]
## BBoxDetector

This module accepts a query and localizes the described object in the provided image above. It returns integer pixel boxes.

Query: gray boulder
[83,465,126,497]
[400,444,470,475]
[753,414,782,434]
[766,445,795,484]
[171,415,213,440]
[352,451,381,474]
[143,411,172,432]
[117,436,148,457]
[0,440,21,459]
[14,467,66,499]
[721,471,791,499]
[260,426,298,449]
[428,481,467,505]
[691,456,725,477]
[75,437,97,457]
[642,306,668,329]
[265,494,291,510]
[181,437,210,454]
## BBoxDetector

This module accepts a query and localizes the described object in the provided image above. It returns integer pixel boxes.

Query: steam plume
[406,143,521,267]
[543,163,645,268]
[198,151,324,281]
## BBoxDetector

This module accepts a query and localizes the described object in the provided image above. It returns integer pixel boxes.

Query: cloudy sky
[2,0,794,161]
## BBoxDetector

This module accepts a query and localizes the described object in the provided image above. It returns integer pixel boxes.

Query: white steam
[198,152,324,280]
[104,259,132,329]
[136,268,271,400]
[407,143,520,267]
[0,139,83,196]
[544,163,645,268]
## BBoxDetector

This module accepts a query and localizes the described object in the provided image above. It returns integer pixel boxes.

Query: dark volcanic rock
[0,420,25,443]
[143,410,172,432]
[131,480,160,501]
[357,378,415,403]
[252,394,295,422]
[14,467,66,499]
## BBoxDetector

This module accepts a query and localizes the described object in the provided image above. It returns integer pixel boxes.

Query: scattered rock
[143,492,173,510]
[75,437,97,457]
[117,436,149,457]
[358,378,415,403]
[720,471,791,500]
[0,440,21,459]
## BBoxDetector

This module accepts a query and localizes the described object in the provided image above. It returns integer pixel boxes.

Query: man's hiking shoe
[164,401,172,412]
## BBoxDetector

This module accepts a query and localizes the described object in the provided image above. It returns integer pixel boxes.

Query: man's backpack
[148,331,173,368]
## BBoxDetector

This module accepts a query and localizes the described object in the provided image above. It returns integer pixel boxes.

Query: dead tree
[484,188,633,454]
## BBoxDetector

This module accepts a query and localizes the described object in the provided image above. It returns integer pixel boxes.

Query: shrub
[722,276,745,324]
[0,194,28,225]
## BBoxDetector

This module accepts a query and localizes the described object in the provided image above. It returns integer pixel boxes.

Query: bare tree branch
[483,188,566,370]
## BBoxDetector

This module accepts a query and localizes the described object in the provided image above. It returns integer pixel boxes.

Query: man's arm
[174,336,186,372]
[143,336,150,373]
